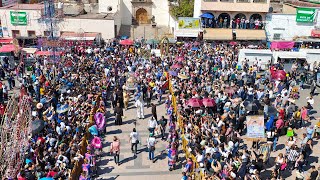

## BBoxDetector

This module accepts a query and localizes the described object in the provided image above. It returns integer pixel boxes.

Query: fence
[168,77,203,180]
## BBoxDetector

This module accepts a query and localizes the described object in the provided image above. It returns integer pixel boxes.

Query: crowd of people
[201,17,264,29]
[0,37,319,180]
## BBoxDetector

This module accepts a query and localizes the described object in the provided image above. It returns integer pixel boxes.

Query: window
[28,31,36,37]
[12,30,20,38]
[273,33,281,40]
[44,31,51,37]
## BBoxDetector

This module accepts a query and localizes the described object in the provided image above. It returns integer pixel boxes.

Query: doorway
[136,8,148,24]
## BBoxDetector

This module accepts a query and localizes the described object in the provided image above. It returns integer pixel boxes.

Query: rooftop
[0,3,44,10]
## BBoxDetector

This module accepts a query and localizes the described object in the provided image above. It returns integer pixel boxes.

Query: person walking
[148,117,158,135]
[110,136,120,166]
[159,116,168,140]
[129,128,139,155]
[135,92,144,119]
[147,133,156,163]
[151,103,157,120]
[114,103,123,125]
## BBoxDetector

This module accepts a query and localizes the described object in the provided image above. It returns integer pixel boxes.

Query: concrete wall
[0,9,44,37]
[193,0,202,18]
[282,4,296,14]
[168,13,177,34]
[59,18,116,39]
[265,13,320,41]
[152,0,170,26]
[121,0,132,25]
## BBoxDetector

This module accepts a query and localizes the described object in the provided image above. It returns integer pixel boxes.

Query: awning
[0,44,20,53]
[270,41,295,50]
[311,29,320,38]
[203,29,232,40]
[277,52,306,59]
[0,38,13,44]
[22,48,38,54]
[175,29,200,38]
[35,51,62,56]
[236,30,266,40]
[61,32,99,41]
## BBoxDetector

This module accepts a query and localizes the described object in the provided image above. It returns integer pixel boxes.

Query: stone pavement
[96,98,182,180]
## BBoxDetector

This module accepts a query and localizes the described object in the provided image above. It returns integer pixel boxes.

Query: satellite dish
[268,7,274,13]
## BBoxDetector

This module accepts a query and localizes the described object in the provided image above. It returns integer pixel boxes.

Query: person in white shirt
[148,117,158,135]
[147,133,156,162]
[129,128,139,155]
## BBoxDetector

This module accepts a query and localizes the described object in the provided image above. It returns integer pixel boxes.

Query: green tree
[171,0,194,18]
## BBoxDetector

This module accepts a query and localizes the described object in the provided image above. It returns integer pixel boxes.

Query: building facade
[265,5,320,41]
[0,4,121,40]
[193,0,270,40]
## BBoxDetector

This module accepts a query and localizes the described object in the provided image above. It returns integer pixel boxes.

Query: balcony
[201,0,270,12]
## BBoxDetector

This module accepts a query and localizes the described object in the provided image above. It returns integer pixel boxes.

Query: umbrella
[191,47,199,51]
[186,98,203,108]
[200,13,214,19]
[172,64,183,69]
[120,35,129,40]
[120,39,134,46]
[56,104,69,114]
[272,70,287,81]
[169,70,178,76]
[245,103,259,111]
[178,73,189,80]
[266,106,278,116]
[106,47,114,51]
[146,39,159,44]
[229,41,237,46]
[31,120,45,135]
[176,56,184,61]
[40,178,53,180]
[225,86,235,95]
[202,98,216,107]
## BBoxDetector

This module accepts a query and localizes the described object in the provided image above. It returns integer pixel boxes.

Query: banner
[178,17,200,29]
[246,116,265,139]
[10,11,27,26]
[296,8,316,23]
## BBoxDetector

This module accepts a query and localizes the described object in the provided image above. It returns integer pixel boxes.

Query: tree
[171,0,194,18]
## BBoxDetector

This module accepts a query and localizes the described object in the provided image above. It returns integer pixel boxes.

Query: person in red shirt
[47,167,58,177]
[17,171,27,180]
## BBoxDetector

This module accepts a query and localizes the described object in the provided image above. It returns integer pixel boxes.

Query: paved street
[97,97,182,180]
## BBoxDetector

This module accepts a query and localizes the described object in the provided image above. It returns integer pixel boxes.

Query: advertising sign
[10,11,27,26]
[178,17,200,29]
[246,116,265,139]
[296,8,316,23]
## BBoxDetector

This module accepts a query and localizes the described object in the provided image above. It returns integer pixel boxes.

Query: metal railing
[253,0,267,3]
[237,0,250,2]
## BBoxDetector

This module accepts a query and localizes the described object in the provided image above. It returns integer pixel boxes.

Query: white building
[0,3,121,40]
[265,4,320,41]
[0,0,173,40]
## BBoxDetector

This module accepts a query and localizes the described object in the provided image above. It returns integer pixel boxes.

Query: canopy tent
[35,51,63,56]
[22,48,38,54]
[270,41,294,50]
[0,38,13,44]
[311,29,320,38]
[275,51,307,59]
[61,32,100,41]
[0,44,20,53]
